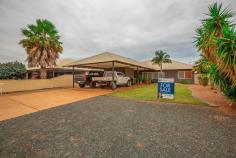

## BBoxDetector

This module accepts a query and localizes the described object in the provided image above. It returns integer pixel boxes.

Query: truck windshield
[117,72,125,77]
[89,72,103,76]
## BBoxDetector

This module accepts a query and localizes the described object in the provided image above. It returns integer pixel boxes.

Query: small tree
[152,50,172,78]
[0,61,27,79]
[19,19,63,79]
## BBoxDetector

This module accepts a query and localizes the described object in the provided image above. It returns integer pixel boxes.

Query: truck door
[117,72,127,85]
[116,72,123,85]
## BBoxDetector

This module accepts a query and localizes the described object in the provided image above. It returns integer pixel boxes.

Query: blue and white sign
[158,78,175,99]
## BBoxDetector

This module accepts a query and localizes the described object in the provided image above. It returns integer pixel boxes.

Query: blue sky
[0,0,235,64]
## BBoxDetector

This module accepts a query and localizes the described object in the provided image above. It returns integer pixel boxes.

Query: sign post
[157,78,175,99]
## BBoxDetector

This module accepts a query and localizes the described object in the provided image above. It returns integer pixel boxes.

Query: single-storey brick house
[65,52,158,86]
[65,52,194,84]
[142,60,194,84]
[28,52,194,84]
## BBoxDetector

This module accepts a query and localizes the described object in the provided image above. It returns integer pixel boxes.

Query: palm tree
[152,50,172,77]
[194,3,234,63]
[194,26,216,63]
[194,2,236,102]
[216,27,236,86]
[194,3,236,85]
[193,55,211,74]
[19,19,63,79]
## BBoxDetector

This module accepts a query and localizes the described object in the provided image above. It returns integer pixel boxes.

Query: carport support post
[52,68,55,78]
[112,61,115,85]
[72,66,75,88]
[137,67,139,84]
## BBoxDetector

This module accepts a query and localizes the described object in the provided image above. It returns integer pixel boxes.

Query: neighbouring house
[26,59,101,79]
[142,60,194,84]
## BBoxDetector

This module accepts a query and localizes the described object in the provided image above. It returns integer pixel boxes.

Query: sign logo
[158,78,175,99]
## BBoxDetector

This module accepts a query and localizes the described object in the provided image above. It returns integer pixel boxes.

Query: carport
[65,52,158,88]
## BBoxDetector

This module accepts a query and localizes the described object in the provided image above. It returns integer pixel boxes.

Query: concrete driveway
[0,88,111,121]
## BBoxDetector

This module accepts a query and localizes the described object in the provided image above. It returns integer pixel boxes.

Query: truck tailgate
[92,77,113,81]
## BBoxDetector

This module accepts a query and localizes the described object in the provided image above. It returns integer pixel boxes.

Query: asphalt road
[0,96,236,158]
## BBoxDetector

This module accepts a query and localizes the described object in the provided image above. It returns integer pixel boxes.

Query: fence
[0,75,73,93]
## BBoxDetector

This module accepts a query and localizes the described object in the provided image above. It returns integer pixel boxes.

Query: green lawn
[109,84,206,105]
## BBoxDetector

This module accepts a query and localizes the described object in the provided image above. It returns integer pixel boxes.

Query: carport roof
[65,52,158,70]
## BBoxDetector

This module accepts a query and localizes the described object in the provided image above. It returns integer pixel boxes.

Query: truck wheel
[90,82,96,88]
[92,82,96,88]
[111,82,117,90]
[100,85,105,89]
[79,84,85,88]
[126,80,131,87]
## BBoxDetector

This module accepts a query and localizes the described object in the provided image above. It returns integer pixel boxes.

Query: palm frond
[19,19,63,70]
[152,50,172,65]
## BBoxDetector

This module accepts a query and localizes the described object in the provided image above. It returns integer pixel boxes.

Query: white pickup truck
[92,71,131,89]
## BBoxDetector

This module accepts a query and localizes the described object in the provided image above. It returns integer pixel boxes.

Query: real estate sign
[158,78,175,99]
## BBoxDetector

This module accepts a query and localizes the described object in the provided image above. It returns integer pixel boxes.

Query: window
[142,72,165,79]
[178,71,192,79]
[89,72,104,77]
[178,71,185,79]
[142,72,147,79]
[142,72,156,80]
[184,71,192,79]
[147,73,152,79]
[158,72,165,78]
[153,72,158,79]
[117,72,125,77]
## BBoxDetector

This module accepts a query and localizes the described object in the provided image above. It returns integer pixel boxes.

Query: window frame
[178,71,192,80]
[157,72,165,78]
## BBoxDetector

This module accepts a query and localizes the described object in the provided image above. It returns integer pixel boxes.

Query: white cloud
[0,0,235,63]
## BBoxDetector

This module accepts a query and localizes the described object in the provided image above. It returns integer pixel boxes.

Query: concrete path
[0,88,111,121]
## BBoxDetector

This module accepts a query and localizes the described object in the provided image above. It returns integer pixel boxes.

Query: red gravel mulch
[188,84,236,116]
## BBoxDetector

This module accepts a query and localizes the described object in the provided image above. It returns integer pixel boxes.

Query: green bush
[198,74,209,86]
[0,61,27,79]
[138,75,146,83]
[209,65,236,99]
[179,80,188,84]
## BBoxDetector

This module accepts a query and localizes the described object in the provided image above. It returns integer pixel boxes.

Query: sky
[0,0,235,64]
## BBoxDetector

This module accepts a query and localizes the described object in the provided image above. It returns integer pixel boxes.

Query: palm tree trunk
[160,64,163,78]
[40,67,47,79]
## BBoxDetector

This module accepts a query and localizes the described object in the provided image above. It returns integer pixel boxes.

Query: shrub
[138,75,146,83]
[0,61,27,79]
[179,80,188,84]
[198,74,209,86]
